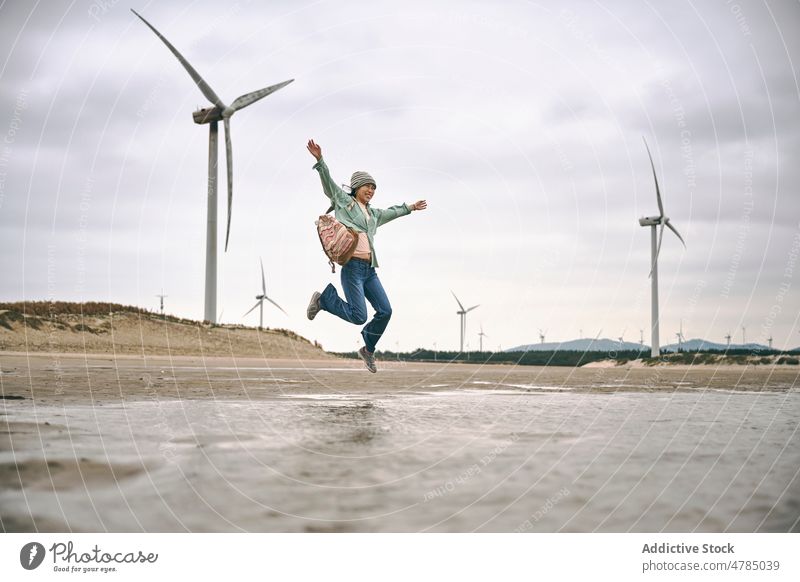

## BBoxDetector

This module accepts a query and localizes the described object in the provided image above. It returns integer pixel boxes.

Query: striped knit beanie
[350,171,376,192]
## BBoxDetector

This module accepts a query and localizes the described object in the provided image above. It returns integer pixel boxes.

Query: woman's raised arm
[307,139,322,161]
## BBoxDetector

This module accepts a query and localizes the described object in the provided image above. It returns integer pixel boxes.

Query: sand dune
[0,304,330,360]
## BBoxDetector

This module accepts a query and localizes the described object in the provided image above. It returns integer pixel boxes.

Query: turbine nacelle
[638,216,662,227]
[193,106,225,125]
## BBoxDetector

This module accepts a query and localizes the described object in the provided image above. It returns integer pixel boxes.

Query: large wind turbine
[132,10,293,323]
[451,291,479,353]
[243,258,287,329]
[639,137,686,357]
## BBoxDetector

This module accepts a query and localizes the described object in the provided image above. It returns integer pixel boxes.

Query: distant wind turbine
[478,324,488,352]
[132,9,293,324]
[676,320,685,352]
[155,291,167,315]
[617,327,627,350]
[539,329,547,344]
[451,291,479,353]
[639,137,686,357]
[243,258,287,329]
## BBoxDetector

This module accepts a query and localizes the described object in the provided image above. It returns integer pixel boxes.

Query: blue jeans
[319,258,392,353]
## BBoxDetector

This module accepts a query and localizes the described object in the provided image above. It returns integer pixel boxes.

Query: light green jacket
[313,157,411,268]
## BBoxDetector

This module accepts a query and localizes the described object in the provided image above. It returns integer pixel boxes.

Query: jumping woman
[305,139,427,373]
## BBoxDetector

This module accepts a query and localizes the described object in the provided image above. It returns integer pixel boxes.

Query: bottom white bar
[1,533,797,581]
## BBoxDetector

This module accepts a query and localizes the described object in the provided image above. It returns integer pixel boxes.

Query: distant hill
[0,301,331,358]
[507,338,646,352]
[660,338,771,352]
[508,337,783,353]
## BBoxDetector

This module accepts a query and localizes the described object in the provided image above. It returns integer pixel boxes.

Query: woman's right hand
[307,139,322,161]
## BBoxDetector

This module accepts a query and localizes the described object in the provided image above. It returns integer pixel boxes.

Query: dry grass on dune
[0,301,331,359]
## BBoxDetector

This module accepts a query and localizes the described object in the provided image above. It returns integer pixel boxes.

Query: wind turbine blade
[649,221,666,278]
[466,305,479,312]
[243,300,261,317]
[131,9,226,109]
[665,219,686,248]
[642,137,664,218]
[260,258,266,295]
[450,291,465,311]
[265,296,288,316]
[230,79,294,112]
[223,117,233,251]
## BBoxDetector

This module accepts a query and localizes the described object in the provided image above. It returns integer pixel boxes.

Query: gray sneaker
[306,291,322,320]
[358,346,377,373]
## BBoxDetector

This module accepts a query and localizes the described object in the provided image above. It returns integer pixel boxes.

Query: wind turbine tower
[132,10,293,324]
[639,137,686,357]
[725,332,732,348]
[478,325,488,352]
[155,291,167,315]
[451,291,479,353]
[539,329,546,345]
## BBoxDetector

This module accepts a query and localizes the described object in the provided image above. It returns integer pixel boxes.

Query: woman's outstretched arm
[374,199,427,227]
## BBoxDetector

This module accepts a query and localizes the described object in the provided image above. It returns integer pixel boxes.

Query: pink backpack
[316,214,358,272]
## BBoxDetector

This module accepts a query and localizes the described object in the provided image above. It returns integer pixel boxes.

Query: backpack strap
[325,206,335,273]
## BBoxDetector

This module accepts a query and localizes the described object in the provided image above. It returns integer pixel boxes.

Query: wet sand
[2,350,797,403]
[1,352,798,532]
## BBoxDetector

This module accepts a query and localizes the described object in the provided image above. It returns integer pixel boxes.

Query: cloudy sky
[1,0,799,353]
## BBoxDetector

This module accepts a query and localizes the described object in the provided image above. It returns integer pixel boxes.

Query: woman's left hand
[410,200,427,211]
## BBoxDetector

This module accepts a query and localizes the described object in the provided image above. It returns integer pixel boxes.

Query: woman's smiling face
[354,183,376,205]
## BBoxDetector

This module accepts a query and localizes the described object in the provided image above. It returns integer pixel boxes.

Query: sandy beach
[1,350,798,402]
[2,351,798,532]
